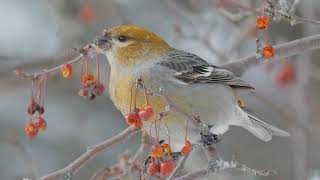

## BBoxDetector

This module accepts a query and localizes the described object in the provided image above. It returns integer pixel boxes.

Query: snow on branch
[175,144,276,180]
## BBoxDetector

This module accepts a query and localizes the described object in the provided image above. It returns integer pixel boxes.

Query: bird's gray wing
[158,49,254,90]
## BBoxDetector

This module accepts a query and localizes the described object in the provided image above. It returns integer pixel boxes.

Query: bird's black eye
[118,35,127,42]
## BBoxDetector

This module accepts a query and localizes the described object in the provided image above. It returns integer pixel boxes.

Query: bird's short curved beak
[93,35,110,53]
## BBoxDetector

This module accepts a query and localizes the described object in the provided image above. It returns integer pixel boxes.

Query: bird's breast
[109,70,168,116]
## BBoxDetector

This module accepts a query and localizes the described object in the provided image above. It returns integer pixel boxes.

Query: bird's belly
[109,73,238,147]
[144,81,239,147]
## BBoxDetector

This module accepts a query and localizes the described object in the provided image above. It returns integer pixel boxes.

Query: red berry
[261,44,275,59]
[81,74,96,86]
[256,16,269,29]
[139,105,153,119]
[79,4,94,24]
[160,160,174,176]
[24,122,39,139]
[60,63,73,78]
[276,63,296,86]
[133,120,143,128]
[125,112,141,125]
[34,116,47,131]
[181,140,192,156]
[147,162,160,176]
[92,83,105,96]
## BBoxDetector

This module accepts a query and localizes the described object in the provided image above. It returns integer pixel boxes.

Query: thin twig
[222,34,320,76]
[14,44,94,81]
[90,130,151,180]
[167,153,190,180]
[174,140,275,180]
[38,126,139,180]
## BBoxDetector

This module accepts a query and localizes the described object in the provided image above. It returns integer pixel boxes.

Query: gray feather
[159,49,254,90]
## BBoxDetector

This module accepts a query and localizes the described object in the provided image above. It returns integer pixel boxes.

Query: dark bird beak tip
[94,36,109,47]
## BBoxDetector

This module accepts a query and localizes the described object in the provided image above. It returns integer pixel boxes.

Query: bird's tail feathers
[240,111,290,142]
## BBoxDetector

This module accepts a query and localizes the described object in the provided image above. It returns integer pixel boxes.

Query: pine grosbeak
[94,25,289,148]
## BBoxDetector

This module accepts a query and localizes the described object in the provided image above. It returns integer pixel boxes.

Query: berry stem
[185,119,189,141]
[96,56,100,84]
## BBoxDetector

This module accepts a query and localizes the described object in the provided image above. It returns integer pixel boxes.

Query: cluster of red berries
[125,78,153,128]
[25,87,47,139]
[78,73,105,100]
[60,55,105,101]
[77,57,105,100]
[145,139,192,177]
[256,15,275,59]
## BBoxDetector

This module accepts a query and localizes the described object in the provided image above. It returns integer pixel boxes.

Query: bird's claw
[200,124,222,146]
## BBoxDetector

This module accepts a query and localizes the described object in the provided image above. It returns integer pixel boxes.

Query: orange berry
[276,62,296,86]
[24,122,39,139]
[161,143,172,156]
[81,74,96,86]
[79,4,94,24]
[150,144,163,158]
[92,83,105,96]
[60,63,73,78]
[132,119,143,128]
[125,112,140,125]
[181,140,192,156]
[256,16,269,29]
[34,116,47,131]
[261,44,275,59]
[147,162,160,176]
[160,160,174,176]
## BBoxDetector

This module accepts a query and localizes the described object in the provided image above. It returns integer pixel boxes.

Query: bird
[94,25,289,149]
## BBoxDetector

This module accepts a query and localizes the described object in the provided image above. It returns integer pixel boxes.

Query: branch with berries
[15,3,320,178]
[15,32,320,179]
[213,0,320,26]
[222,33,320,76]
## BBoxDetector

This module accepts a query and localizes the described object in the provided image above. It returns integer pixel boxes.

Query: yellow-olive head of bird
[94,25,171,67]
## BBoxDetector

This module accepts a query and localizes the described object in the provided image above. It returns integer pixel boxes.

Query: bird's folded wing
[158,49,254,90]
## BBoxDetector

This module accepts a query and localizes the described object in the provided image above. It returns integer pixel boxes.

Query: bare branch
[222,34,320,76]
[38,126,139,180]
[290,0,301,13]
[14,44,94,82]
[167,153,190,180]
[90,130,151,180]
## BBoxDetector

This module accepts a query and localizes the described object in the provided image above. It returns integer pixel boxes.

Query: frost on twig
[175,143,276,180]
[264,0,320,26]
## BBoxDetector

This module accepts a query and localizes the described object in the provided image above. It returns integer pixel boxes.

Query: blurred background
[1,0,320,179]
